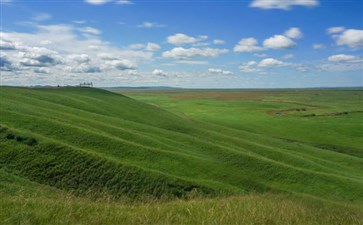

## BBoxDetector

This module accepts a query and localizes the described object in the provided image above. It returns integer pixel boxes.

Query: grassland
[1,86,362,224]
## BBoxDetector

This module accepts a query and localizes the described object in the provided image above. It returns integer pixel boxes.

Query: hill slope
[1,87,362,205]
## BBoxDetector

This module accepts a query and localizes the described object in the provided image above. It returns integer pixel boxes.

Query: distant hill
[103,86,182,91]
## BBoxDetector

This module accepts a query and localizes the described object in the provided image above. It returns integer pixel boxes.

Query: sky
[0,0,362,88]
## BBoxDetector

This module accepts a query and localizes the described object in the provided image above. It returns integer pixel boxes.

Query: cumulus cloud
[327,26,345,34]
[334,29,363,48]
[145,42,161,52]
[208,68,233,75]
[319,55,363,72]
[152,69,167,76]
[263,35,296,49]
[129,42,160,52]
[66,64,101,73]
[18,47,64,67]
[327,27,363,48]
[284,27,303,39]
[0,39,19,50]
[258,58,286,67]
[1,23,153,84]
[250,0,319,10]
[235,28,300,52]
[328,54,360,62]
[104,59,136,70]
[33,67,50,74]
[234,38,263,52]
[67,54,90,63]
[239,58,301,74]
[162,47,228,59]
[239,61,261,73]
[167,33,208,46]
[137,22,165,28]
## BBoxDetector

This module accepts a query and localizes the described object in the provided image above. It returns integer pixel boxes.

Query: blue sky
[1,0,362,88]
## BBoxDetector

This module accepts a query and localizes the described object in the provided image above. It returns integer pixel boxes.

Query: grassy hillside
[123,89,363,157]
[1,87,363,224]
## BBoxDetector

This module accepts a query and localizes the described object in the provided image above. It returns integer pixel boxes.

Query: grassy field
[123,89,363,157]
[1,86,362,224]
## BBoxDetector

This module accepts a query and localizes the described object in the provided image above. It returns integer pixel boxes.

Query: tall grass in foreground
[1,193,362,225]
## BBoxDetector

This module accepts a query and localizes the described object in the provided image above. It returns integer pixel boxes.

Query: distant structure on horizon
[79,82,93,88]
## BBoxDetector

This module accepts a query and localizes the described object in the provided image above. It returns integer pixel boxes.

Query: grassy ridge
[1,87,362,204]
[1,170,362,225]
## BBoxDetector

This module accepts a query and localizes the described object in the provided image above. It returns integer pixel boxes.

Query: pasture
[1,87,362,224]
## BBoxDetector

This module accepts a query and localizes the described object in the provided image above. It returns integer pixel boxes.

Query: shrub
[6,133,15,140]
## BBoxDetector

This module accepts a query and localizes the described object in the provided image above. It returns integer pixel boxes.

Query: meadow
[1,87,362,224]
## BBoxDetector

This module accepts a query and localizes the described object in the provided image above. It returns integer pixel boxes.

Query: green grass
[1,87,362,224]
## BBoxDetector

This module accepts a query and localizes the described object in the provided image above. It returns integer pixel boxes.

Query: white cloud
[129,43,160,51]
[32,13,52,22]
[152,69,167,76]
[334,29,363,48]
[263,35,296,49]
[104,59,136,70]
[213,39,225,45]
[0,39,20,50]
[208,68,233,75]
[116,0,133,4]
[327,26,345,34]
[67,54,90,63]
[318,55,363,72]
[33,67,50,74]
[128,43,146,50]
[162,47,228,59]
[137,22,165,28]
[79,26,102,35]
[328,54,360,62]
[313,43,326,49]
[282,54,294,59]
[167,33,208,46]
[145,42,161,52]
[66,64,101,73]
[239,58,299,73]
[233,38,263,52]
[239,61,261,73]
[250,0,319,10]
[0,23,153,83]
[284,27,303,39]
[72,20,87,24]
[258,58,286,67]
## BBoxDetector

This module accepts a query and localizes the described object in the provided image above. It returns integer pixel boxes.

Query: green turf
[1,87,362,224]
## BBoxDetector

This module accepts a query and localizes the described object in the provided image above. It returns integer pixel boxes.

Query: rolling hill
[1,87,362,224]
